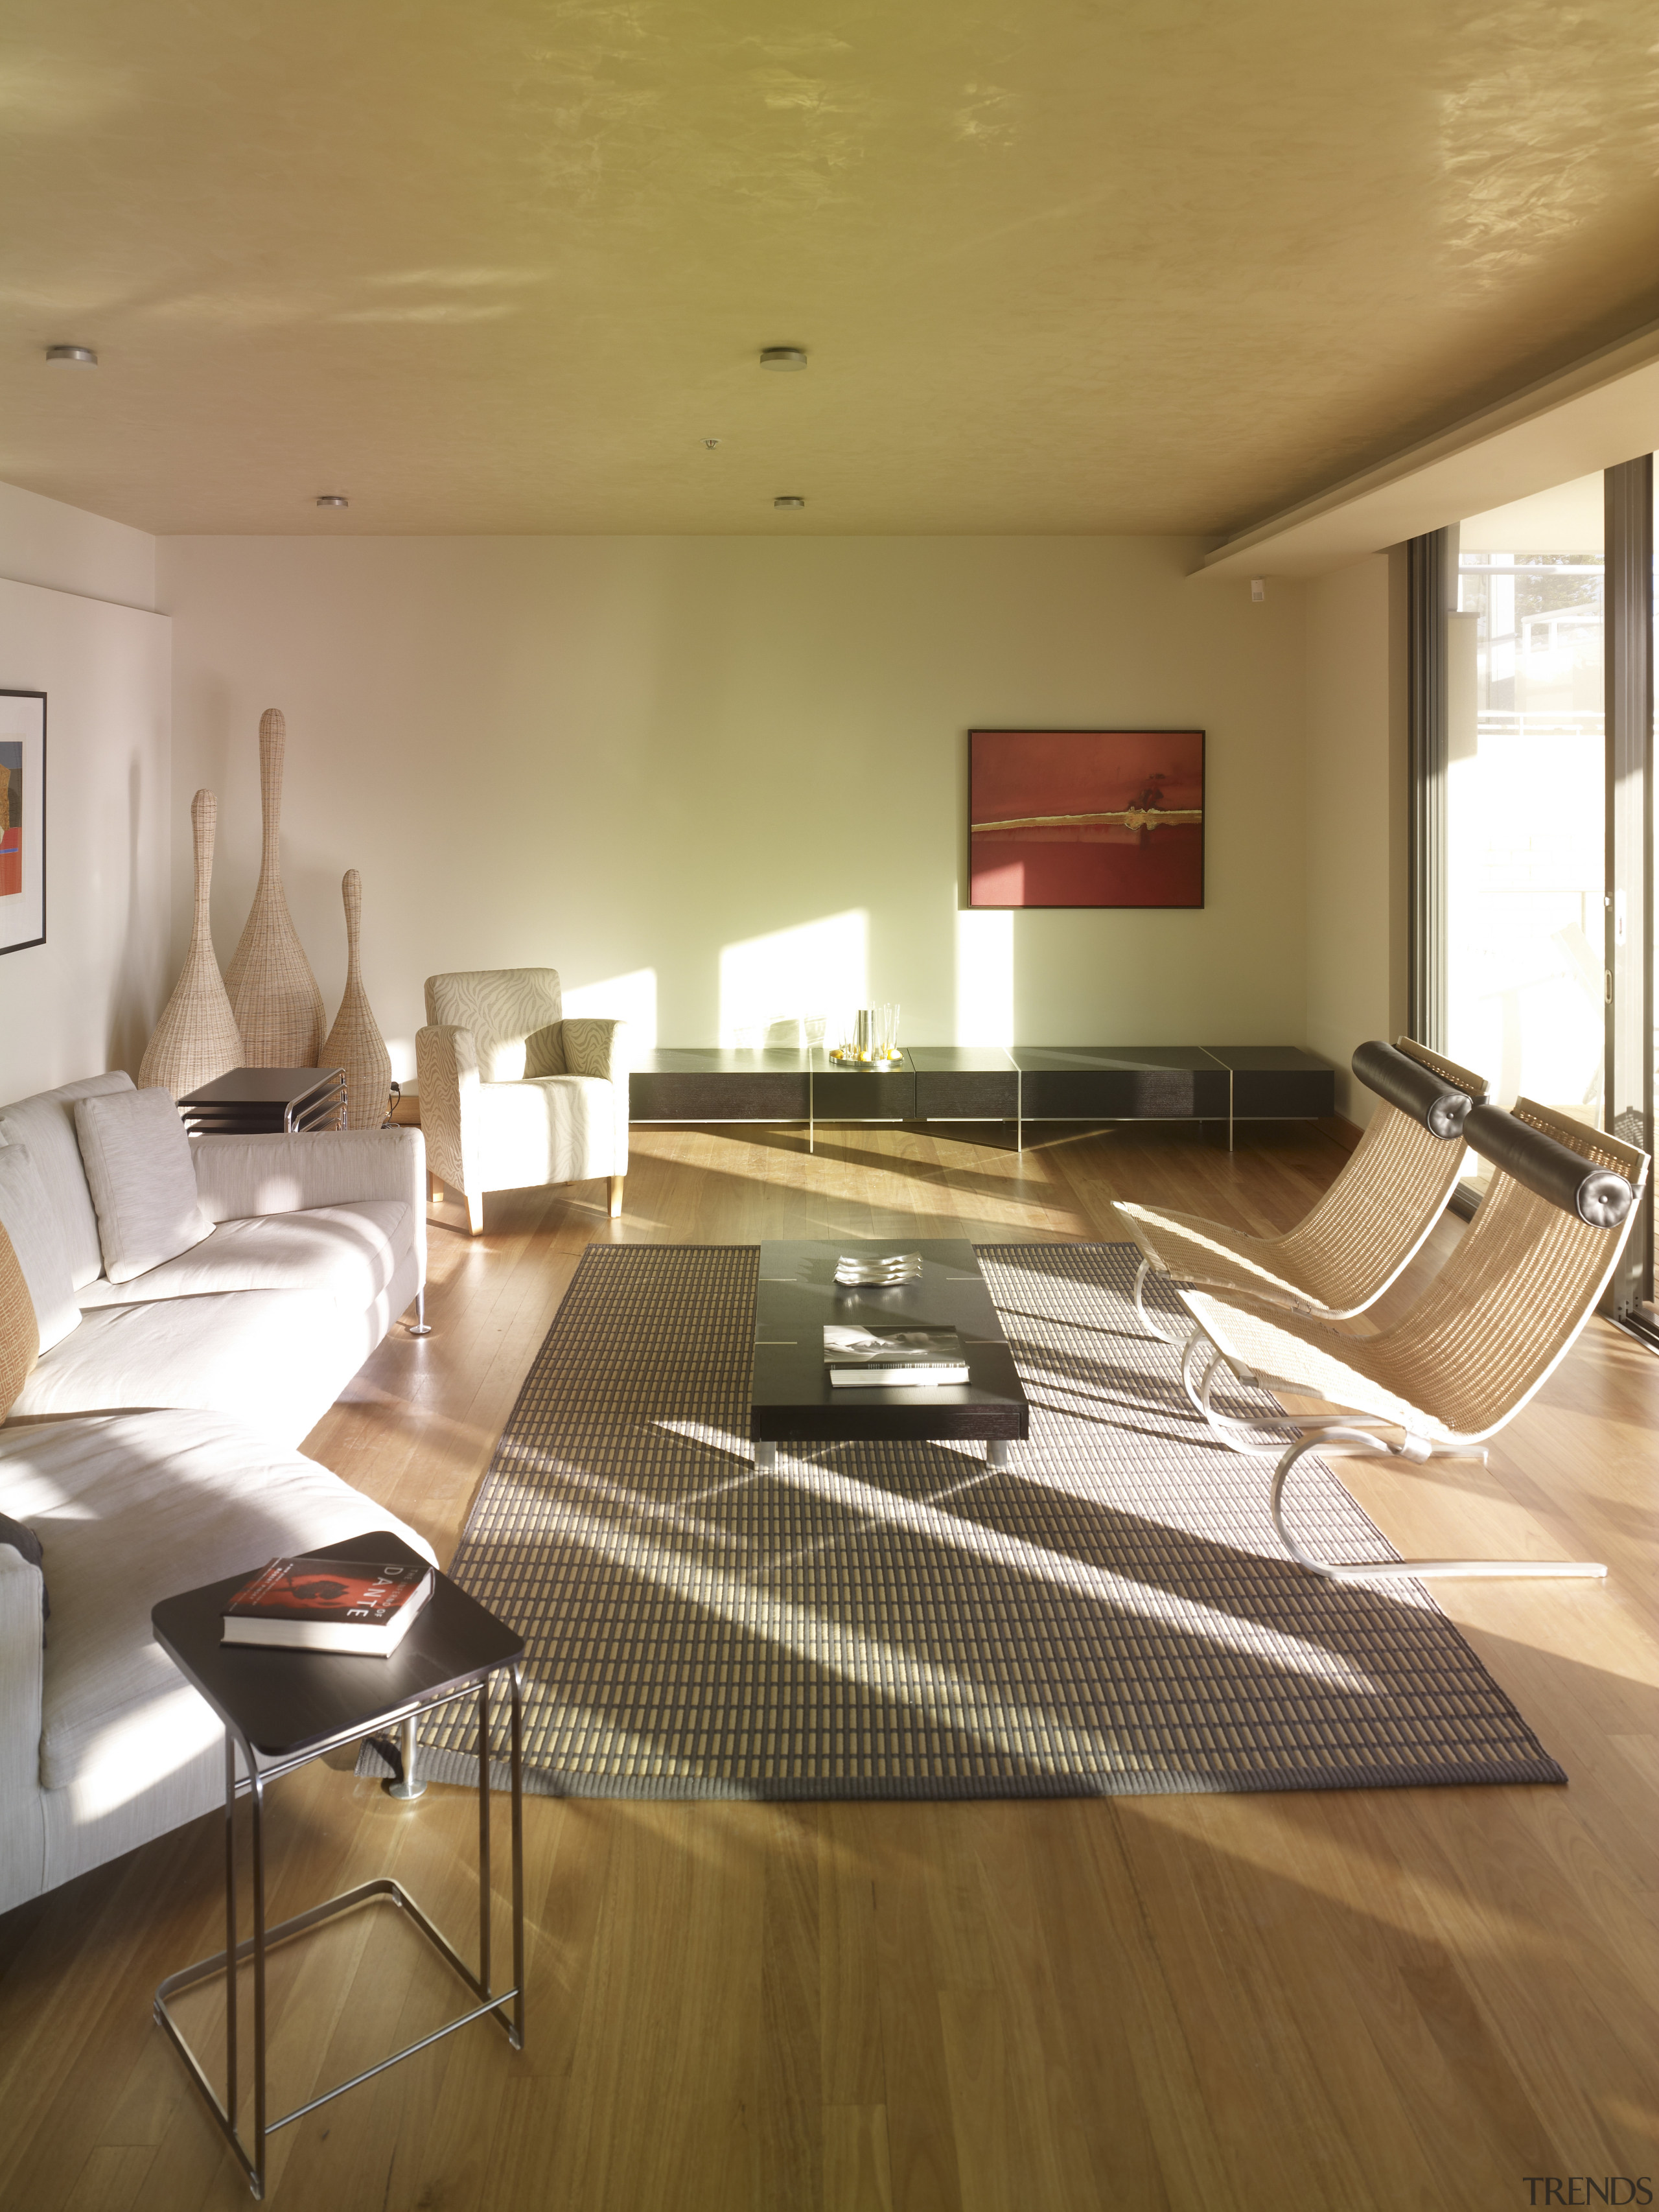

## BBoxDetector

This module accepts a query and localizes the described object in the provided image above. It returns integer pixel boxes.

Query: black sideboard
[629,1045,1334,1152]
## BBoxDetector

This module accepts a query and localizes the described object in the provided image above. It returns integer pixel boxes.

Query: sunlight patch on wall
[564,966,658,1048]
[719,911,867,1049]
[955,907,1013,1043]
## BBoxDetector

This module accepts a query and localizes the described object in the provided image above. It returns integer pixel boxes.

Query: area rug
[362,1242,1564,1800]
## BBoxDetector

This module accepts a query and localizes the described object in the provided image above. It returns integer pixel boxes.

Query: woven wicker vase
[139,789,244,1098]
[224,708,325,1067]
[320,869,392,1130]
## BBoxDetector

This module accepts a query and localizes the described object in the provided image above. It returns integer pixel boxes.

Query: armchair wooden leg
[465,1190,484,1236]
[609,1174,624,1220]
[429,1173,443,1203]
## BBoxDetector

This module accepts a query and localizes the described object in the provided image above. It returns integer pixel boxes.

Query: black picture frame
[966,726,1205,911]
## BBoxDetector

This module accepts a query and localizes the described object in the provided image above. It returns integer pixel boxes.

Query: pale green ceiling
[3,0,1657,536]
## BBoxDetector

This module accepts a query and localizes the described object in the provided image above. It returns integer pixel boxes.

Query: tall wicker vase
[224,708,325,1067]
[320,869,392,1130]
[139,789,244,1098]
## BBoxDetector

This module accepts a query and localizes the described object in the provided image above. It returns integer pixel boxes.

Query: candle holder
[828,1005,901,1065]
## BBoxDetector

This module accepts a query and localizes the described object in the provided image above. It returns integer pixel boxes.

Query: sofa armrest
[561,1019,629,1172]
[560,1018,627,1086]
[189,1127,428,1287]
[0,1543,46,1913]
[415,1023,479,1193]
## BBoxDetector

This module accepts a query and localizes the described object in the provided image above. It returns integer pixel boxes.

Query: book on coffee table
[823,1325,969,1388]
[222,1555,434,1654]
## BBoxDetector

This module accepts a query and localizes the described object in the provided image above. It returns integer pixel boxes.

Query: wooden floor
[1,1117,1656,2211]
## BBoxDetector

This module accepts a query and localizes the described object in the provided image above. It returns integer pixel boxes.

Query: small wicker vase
[139,789,244,1098]
[321,869,392,1130]
[225,708,325,1067]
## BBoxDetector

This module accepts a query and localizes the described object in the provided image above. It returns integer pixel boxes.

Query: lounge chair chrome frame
[1122,1038,1488,1342]
[1173,1099,1649,1582]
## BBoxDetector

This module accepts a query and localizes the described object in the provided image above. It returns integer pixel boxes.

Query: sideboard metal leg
[987,1439,1013,1469]
[754,1441,777,1471]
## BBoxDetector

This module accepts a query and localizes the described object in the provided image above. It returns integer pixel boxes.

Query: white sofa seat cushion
[477,1076,616,1189]
[0,1072,135,1290]
[77,1201,411,1313]
[8,1288,353,1443]
[0,1410,437,1792]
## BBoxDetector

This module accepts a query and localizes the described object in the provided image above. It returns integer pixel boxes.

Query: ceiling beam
[1196,316,1659,579]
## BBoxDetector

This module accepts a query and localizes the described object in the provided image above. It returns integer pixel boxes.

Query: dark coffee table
[750,1239,1028,1467]
[150,1531,525,2200]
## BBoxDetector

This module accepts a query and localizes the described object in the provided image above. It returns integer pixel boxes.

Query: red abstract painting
[0,742,20,901]
[968,728,1205,909]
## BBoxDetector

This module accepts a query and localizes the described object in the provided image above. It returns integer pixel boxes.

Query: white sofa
[0,1071,437,1915]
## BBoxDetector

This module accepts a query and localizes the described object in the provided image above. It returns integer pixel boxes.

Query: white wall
[0,481,156,612]
[159,535,1308,1073]
[0,487,170,1102]
[1304,552,1407,1122]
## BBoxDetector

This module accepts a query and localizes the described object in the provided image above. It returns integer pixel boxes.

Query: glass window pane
[1450,474,1605,1190]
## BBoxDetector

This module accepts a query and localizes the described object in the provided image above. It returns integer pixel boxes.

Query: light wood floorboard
[2,1117,1654,2210]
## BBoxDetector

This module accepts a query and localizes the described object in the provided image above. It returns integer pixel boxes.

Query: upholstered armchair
[415,968,628,1235]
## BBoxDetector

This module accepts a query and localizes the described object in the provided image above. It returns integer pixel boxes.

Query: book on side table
[823,1324,970,1387]
[222,1555,434,1654]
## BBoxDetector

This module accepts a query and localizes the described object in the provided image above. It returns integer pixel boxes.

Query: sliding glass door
[1414,462,1654,1323]
[1446,478,1607,1189]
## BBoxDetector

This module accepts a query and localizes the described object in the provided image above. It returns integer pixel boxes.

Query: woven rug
[363,1242,1564,1800]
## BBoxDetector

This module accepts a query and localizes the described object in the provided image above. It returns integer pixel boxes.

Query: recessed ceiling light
[45,345,97,367]
[316,494,349,509]
[760,347,807,372]
[774,495,806,509]
[702,437,721,448]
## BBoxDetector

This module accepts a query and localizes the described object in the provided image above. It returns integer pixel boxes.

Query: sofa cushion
[425,968,563,1082]
[75,1087,212,1283]
[0,1073,135,1290]
[476,1075,616,1189]
[0,1511,44,1620]
[0,1145,80,1353]
[9,1287,353,1445]
[0,1221,39,1422]
[0,1410,437,1792]
[77,1200,411,1313]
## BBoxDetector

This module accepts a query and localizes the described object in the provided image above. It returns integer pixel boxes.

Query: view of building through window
[1449,475,1606,1189]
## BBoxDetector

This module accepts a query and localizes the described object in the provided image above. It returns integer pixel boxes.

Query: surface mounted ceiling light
[45,345,97,367]
[759,347,807,371]
[774,495,806,509]
[316,495,349,508]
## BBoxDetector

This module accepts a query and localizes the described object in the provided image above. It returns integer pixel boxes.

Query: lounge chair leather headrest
[1352,1040,1475,1139]
[1464,1104,1636,1226]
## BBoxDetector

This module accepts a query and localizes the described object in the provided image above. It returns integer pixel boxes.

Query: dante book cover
[225,1557,428,1625]
[823,1326,966,1367]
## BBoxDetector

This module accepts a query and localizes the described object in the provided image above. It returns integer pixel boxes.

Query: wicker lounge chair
[1115,1038,1487,1340]
[1174,1097,1647,1582]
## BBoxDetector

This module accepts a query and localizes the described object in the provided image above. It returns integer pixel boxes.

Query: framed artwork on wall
[0,691,46,955]
[968,727,1205,909]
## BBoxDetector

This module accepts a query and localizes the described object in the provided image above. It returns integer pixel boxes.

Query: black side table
[178,1065,348,1135]
[150,1531,525,2200]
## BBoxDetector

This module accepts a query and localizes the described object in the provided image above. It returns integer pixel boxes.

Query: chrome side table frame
[154,1665,524,2200]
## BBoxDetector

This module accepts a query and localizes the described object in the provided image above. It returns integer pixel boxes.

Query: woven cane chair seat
[1184,1100,1649,1447]
[1117,1038,1486,1323]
